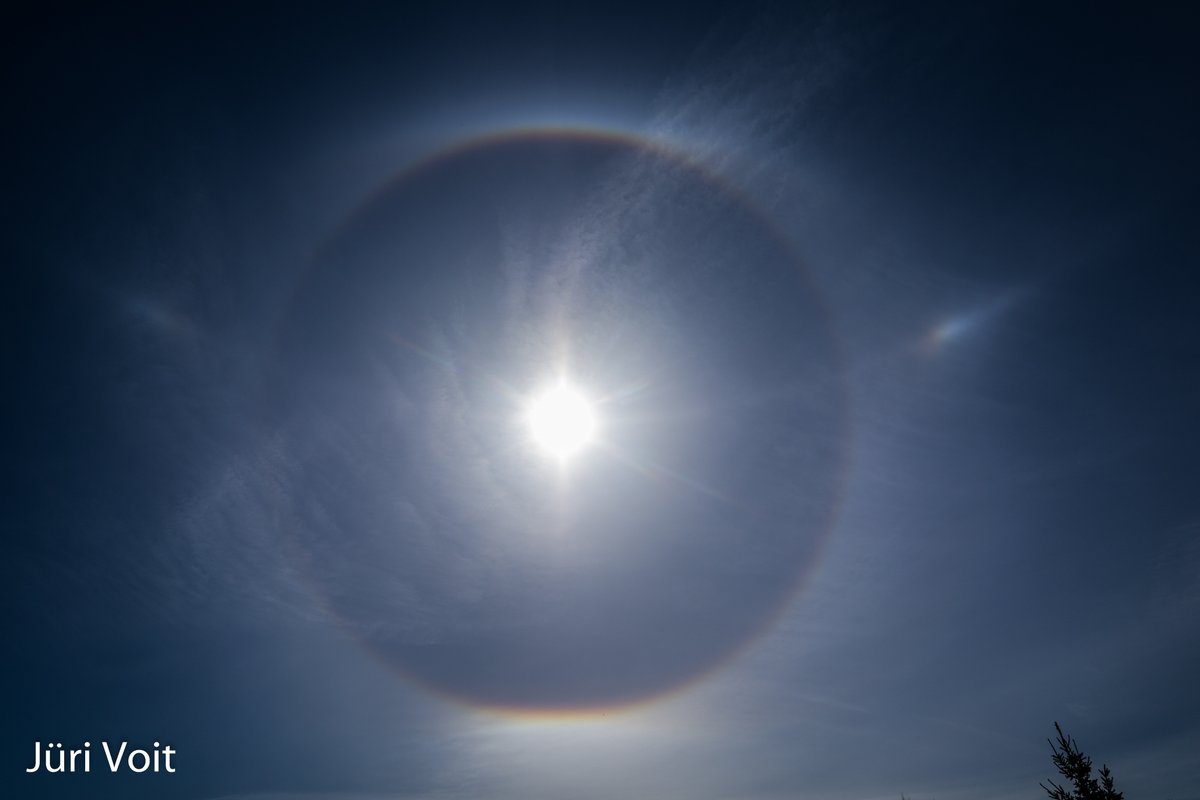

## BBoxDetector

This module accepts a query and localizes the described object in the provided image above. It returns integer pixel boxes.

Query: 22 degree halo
[274,130,847,714]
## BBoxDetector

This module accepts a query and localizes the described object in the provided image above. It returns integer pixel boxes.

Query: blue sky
[4,3,1198,798]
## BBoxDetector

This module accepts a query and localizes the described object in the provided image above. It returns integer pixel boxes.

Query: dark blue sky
[4,3,1199,799]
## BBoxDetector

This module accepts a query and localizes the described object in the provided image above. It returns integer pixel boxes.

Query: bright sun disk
[528,382,596,459]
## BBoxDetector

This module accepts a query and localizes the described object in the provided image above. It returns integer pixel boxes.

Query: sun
[527,381,597,459]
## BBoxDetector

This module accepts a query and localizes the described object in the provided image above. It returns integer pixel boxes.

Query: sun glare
[527,381,597,459]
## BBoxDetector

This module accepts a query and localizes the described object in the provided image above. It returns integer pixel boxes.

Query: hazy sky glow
[4,4,1199,800]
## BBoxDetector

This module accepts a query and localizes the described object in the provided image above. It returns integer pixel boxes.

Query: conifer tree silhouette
[1040,722,1124,800]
